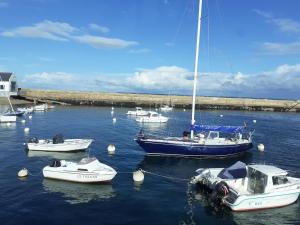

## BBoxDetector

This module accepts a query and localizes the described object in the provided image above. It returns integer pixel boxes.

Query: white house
[0,72,18,97]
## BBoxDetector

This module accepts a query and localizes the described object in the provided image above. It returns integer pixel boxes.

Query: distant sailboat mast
[191,0,203,139]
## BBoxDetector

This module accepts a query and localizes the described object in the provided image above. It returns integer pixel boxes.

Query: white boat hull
[0,115,17,123]
[27,139,93,152]
[43,169,116,183]
[34,104,48,111]
[43,158,117,183]
[224,189,300,211]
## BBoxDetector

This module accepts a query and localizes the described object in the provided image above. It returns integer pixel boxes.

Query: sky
[0,0,300,100]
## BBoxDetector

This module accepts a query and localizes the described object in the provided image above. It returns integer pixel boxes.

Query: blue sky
[0,0,300,99]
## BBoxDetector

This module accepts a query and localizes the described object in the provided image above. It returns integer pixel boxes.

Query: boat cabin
[246,165,289,194]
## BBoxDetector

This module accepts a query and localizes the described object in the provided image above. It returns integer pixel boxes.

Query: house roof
[0,72,13,81]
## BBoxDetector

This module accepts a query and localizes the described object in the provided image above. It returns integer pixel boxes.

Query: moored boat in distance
[34,103,48,111]
[0,114,16,123]
[160,105,173,112]
[127,107,148,116]
[26,134,93,152]
[43,157,117,183]
[136,111,168,123]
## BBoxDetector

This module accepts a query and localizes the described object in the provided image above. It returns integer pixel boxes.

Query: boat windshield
[207,131,219,139]
[247,167,268,194]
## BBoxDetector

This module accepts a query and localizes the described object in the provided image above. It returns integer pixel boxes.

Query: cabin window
[272,175,289,185]
[208,131,219,139]
[247,168,268,194]
[0,85,4,90]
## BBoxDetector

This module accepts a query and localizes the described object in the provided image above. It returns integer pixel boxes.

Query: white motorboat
[26,134,93,152]
[34,103,48,111]
[43,157,117,183]
[136,111,168,123]
[160,105,173,112]
[192,162,300,211]
[127,107,148,116]
[17,106,34,114]
[0,114,16,123]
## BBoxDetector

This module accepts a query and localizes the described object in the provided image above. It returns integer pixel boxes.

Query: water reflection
[27,150,88,160]
[43,179,116,204]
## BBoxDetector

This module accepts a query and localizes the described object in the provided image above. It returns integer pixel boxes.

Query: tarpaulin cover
[217,161,247,179]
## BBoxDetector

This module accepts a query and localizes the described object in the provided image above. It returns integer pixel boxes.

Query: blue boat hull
[135,138,253,158]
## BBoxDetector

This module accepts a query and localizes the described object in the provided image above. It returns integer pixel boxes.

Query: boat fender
[133,170,144,183]
[107,144,116,154]
[18,168,28,178]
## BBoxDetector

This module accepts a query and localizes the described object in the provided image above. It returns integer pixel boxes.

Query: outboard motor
[50,160,61,167]
[210,181,230,205]
[28,137,39,143]
[53,134,64,144]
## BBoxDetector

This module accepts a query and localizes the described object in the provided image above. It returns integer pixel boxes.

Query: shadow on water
[42,179,116,204]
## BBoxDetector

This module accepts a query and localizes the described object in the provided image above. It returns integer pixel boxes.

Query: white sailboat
[136,111,168,123]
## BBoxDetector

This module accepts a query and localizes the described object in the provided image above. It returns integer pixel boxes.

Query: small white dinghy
[26,134,93,152]
[43,157,117,183]
[136,111,168,123]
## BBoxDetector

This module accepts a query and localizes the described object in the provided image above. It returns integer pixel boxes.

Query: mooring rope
[141,169,191,182]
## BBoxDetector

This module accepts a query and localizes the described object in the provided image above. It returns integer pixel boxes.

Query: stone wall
[18,89,300,112]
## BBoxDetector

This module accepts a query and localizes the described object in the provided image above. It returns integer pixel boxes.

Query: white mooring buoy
[107,144,116,154]
[183,109,186,112]
[133,170,144,183]
[220,114,224,118]
[112,106,114,110]
[7,122,11,126]
[257,143,265,152]
[111,110,114,115]
[29,115,32,119]
[21,119,26,123]
[253,119,257,123]
[24,127,30,132]
[18,168,28,178]
[112,117,117,123]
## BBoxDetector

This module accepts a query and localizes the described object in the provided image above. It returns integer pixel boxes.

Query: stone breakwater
[18,89,300,112]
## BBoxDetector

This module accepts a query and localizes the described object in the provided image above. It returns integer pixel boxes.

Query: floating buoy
[253,119,257,123]
[220,114,223,117]
[133,170,144,183]
[18,168,28,178]
[7,122,11,126]
[24,127,30,132]
[28,115,32,119]
[111,106,114,110]
[183,109,186,111]
[112,118,116,123]
[21,119,26,123]
[257,143,264,152]
[107,144,116,154]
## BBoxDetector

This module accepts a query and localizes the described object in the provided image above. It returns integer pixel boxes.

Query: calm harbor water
[0,106,299,225]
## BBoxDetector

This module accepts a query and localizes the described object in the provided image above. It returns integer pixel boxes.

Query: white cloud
[254,9,300,35]
[260,41,300,55]
[88,23,110,33]
[1,20,76,41]
[22,72,76,85]
[74,35,138,49]
[20,64,300,99]
[1,20,138,49]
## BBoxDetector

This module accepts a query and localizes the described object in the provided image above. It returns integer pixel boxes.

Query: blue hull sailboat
[135,0,253,157]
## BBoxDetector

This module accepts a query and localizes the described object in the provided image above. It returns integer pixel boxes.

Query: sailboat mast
[191,0,203,139]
